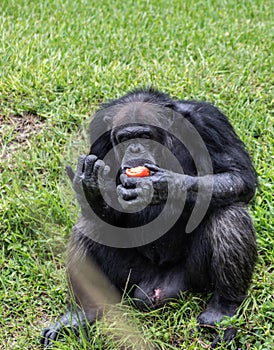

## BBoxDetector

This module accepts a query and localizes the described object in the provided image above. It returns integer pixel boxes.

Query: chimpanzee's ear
[173,102,195,118]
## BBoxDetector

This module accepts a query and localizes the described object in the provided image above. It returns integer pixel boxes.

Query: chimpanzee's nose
[129,143,144,153]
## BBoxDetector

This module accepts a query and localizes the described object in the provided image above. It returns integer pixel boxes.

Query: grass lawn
[0,0,273,349]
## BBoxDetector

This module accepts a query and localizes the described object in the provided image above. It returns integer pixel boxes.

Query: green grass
[0,0,273,349]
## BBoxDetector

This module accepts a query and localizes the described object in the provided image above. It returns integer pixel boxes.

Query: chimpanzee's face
[109,103,172,170]
[111,124,165,169]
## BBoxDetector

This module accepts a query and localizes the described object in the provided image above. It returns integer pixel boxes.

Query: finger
[65,165,75,183]
[84,155,98,177]
[93,159,106,178]
[211,327,237,348]
[144,163,162,172]
[117,185,141,201]
[41,328,57,347]
[123,189,139,201]
[116,184,124,197]
[103,165,110,176]
[210,334,220,348]
[76,154,86,175]
[120,173,138,187]
[223,327,237,342]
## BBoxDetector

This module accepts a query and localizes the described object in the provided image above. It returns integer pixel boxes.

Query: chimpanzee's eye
[141,133,152,139]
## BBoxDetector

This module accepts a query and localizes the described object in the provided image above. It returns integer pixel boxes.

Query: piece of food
[125,166,150,177]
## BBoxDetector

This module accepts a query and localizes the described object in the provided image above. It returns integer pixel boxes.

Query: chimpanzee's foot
[197,294,241,348]
[210,327,237,348]
[198,294,241,326]
[41,308,87,348]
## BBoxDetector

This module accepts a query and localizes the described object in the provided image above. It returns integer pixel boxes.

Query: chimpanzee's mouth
[121,158,155,170]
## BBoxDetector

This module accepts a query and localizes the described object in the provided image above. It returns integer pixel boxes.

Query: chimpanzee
[41,88,257,348]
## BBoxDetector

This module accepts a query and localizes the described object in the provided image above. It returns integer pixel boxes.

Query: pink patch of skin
[153,288,161,301]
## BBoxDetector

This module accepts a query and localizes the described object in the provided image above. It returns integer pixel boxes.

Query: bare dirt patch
[0,112,45,160]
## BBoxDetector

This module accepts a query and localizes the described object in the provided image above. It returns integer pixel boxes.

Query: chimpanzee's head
[104,102,174,170]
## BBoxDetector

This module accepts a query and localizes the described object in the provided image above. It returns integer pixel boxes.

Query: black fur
[41,89,257,348]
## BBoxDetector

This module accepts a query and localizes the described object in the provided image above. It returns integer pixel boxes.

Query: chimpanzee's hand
[117,164,193,210]
[117,173,155,211]
[81,155,109,196]
[66,155,110,215]
[144,164,196,202]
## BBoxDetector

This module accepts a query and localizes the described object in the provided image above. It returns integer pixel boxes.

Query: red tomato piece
[125,166,150,177]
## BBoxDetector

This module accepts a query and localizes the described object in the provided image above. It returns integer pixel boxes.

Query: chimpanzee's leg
[197,204,256,346]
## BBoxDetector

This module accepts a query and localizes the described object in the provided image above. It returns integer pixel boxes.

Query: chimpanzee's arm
[119,164,256,207]
[186,172,256,204]
[147,164,256,206]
